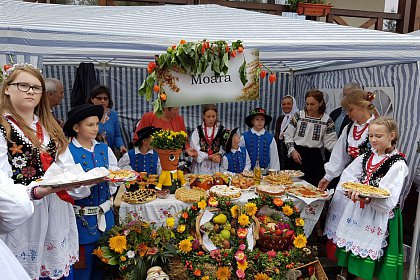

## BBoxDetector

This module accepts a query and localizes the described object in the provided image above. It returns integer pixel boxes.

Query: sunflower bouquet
[150,129,188,151]
[95,214,177,279]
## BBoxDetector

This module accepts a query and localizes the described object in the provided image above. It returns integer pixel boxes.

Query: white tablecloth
[119,181,329,236]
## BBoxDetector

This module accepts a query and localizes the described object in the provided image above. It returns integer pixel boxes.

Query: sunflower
[282,205,293,216]
[120,255,126,262]
[293,234,307,249]
[255,273,270,280]
[198,200,207,210]
[238,214,250,227]
[295,218,304,227]
[166,217,175,228]
[216,266,231,280]
[201,277,210,280]
[178,239,192,253]
[109,235,127,254]
[231,205,239,218]
[177,224,186,233]
[237,260,248,271]
[245,202,258,216]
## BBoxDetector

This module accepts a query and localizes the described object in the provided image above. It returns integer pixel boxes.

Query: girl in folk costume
[240,108,280,171]
[63,104,118,280]
[320,89,377,259]
[274,95,299,170]
[220,127,251,173]
[0,64,78,279]
[191,104,225,174]
[118,126,161,174]
[284,89,337,185]
[329,117,408,280]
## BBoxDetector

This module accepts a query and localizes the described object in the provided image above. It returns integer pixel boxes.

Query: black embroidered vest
[360,150,406,187]
[0,124,56,186]
[197,124,225,153]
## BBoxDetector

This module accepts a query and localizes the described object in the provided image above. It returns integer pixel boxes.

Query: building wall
[323,0,386,28]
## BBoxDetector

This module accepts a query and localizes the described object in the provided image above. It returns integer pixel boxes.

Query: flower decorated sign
[139,40,261,117]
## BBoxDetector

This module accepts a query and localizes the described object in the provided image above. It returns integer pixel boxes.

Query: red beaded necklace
[204,124,216,155]
[363,153,389,184]
[353,123,369,140]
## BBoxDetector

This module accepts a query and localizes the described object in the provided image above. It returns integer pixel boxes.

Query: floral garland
[96,195,317,280]
[0,63,42,83]
[138,39,276,117]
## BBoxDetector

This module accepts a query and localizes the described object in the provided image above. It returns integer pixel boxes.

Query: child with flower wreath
[0,63,79,279]
[63,104,119,280]
[327,117,408,280]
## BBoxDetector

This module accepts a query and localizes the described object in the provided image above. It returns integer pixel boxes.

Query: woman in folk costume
[320,89,377,260]
[191,104,225,174]
[118,126,161,174]
[330,117,408,280]
[63,104,118,280]
[220,127,251,173]
[241,107,280,171]
[274,95,299,170]
[284,89,337,185]
[0,64,78,279]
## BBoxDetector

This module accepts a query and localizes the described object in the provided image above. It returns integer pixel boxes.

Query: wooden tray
[295,259,327,280]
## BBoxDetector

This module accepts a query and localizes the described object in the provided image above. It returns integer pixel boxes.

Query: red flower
[193,269,202,276]
[182,212,189,219]
[21,167,36,178]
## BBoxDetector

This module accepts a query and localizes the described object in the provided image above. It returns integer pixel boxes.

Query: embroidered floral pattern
[11,155,27,169]
[21,166,36,178]
[9,143,23,155]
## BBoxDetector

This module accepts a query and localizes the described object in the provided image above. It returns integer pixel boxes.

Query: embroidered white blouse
[284,110,337,154]
[191,123,224,174]
[325,149,408,260]
[323,115,375,182]
[0,115,79,280]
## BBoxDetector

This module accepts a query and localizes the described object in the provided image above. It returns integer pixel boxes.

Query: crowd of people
[0,63,408,280]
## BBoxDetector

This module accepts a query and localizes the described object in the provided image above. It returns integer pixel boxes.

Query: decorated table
[116,180,330,236]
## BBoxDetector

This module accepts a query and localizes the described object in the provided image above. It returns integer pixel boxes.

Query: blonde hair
[370,116,399,146]
[0,66,68,154]
[341,89,379,117]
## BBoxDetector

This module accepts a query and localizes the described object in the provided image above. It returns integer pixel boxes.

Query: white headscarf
[280,95,299,135]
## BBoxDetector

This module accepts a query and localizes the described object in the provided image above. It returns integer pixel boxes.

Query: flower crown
[366,91,376,101]
[1,63,42,82]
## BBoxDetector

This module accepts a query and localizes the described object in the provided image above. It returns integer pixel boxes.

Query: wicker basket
[258,233,293,252]
[196,211,260,252]
[294,260,327,280]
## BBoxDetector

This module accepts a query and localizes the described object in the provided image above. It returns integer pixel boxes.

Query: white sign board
[161,49,260,107]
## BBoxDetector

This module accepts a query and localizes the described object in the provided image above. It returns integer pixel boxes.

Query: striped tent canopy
[1,0,420,71]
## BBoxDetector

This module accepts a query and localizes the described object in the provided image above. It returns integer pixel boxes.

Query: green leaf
[212,57,220,74]
[108,257,118,265]
[152,99,162,118]
[138,80,147,96]
[154,237,161,245]
[239,59,248,86]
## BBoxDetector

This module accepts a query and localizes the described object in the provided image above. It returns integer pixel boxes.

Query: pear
[213,214,227,225]
[220,229,231,240]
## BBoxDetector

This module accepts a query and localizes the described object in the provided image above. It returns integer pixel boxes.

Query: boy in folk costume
[118,126,161,174]
[328,117,408,280]
[240,108,280,171]
[220,127,251,173]
[63,104,118,280]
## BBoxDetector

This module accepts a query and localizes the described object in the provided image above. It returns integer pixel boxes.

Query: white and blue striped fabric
[294,62,420,205]
[44,65,290,147]
[2,0,420,72]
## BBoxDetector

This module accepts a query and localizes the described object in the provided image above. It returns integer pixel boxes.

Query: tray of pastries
[256,184,285,196]
[263,173,293,186]
[231,174,254,190]
[175,187,207,203]
[286,183,329,199]
[341,182,391,199]
[122,189,156,204]
[209,185,241,199]
[279,170,305,178]
[107,169,138,182]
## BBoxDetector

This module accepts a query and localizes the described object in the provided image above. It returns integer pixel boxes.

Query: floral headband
[1,63,42,82]
[366,91,375,101]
